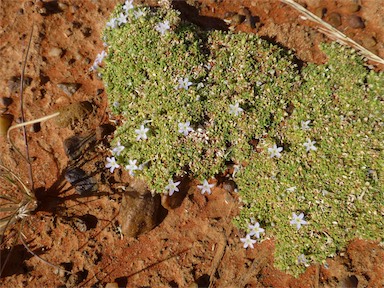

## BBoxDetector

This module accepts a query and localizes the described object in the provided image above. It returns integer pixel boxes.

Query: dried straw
[280,0,384,65]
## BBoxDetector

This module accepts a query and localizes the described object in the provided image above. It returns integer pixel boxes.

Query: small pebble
[64,28,73,37]
[37,7,47,14]
[361,35,377,48]
[58,2,68,10]
[72,217,87,232]
[48,47,63,57]
[347,15,365,29]
[222,180,237,193]
[328,12,341,27]
[57,83,81,96]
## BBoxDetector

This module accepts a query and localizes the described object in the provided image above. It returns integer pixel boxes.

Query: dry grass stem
[280,0,384,65]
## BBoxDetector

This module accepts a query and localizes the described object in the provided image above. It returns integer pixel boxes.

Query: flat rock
[348,15,365,29]
[328,12,342,27]
[119,188,162,237]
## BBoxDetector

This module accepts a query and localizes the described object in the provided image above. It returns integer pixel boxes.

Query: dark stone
[348,15,365,29]
[328,12,342,27]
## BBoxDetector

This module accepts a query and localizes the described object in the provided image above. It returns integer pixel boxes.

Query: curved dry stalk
[6,112,60,163]
[280,0,384,65]
[1,23,69,279]
[0,219,73,277]
[18,221,73,276]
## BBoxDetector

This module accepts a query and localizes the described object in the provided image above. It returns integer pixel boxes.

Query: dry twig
[280,0,384,65]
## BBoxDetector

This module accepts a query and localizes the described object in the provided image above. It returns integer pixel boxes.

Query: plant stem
[19,25,35,192]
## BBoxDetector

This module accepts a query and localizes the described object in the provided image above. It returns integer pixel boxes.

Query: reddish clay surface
[1,0,383,287]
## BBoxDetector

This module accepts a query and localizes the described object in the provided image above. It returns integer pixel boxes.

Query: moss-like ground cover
[101,3,383,276]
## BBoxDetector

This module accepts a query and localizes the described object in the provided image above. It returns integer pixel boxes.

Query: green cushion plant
[101,2,383,276]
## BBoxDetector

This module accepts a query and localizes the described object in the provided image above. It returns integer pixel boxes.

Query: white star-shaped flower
[229,102,244,116]
[112,140,125,156]
[116,13,128,26]
[106,17,118,29]
[135,124,149,141]
[301,120,311,130]
[90,50,107,71]
[133,9,144,19]
[248,222,265,239]
[95,50,107,65]
[122,0,134,12]
[165,179,181,196]
[240,234,257,249]
[268,144,283,158]
[155,20,170,35]
[303,139,317,152]
[178,121,194,136]
[125,159,138,176]
[105,156,120,173]
[197,179,215,195]
[177,77,193,90]
[297,254,309,265]
[290,212,308,230]
[90,63,98,72]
